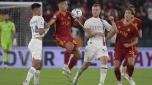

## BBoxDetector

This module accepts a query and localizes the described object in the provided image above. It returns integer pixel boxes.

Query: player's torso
[30,16,44,39]
[116,20,137,47]
[0,21,13,39]
[87,18,105,46]
[55,11,73,37]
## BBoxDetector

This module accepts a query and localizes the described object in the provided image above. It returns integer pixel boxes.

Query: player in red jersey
[48,0,80,81]
[120,5,142,80]
[106,8,140,85]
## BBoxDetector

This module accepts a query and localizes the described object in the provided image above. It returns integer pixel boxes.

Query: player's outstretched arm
[48,18,56,27]
[106,16,117,41]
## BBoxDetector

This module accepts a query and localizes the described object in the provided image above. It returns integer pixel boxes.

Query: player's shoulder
[54,11,61,17]
[85,17,94,22]
[116,19,123,23]
[134,17,142,23]
[8,21,15,25]
[32,16,44,21]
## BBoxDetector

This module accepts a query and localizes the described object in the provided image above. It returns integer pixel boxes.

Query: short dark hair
[31,3,41,10]
[92,3,101,9]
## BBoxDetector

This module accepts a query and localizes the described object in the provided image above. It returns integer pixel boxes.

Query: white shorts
[84,43,109,62]
[28,39,42,60]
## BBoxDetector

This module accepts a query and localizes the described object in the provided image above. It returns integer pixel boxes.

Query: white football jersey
[29,16,45,39]
[84,17,112,46]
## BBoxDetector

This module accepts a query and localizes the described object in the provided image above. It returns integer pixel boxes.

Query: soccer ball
[71,8,83,18]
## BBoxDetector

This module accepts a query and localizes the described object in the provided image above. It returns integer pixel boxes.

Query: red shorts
[54,35,78,48]
[114,46,138,61]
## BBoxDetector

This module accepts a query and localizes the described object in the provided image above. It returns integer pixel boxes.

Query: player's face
[4,14,9,21]
[124,10,133,21]
[34,7,42,16]
[59,1,68,12]
[92,6,101,18]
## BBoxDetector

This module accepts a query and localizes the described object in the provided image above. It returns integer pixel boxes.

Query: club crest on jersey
[127,28,130,32]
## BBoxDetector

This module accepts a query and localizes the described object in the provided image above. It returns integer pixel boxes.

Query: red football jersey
[132,17,142,30]
[115,20,140,49]
[53,11,74,40]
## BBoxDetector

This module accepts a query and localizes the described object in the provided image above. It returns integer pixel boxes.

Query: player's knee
[127,57,135,66]
[73,47,81,58]
[100,56,108,65]
[114,60,120,68]
[33,60,42,70]
[65,42,74,51]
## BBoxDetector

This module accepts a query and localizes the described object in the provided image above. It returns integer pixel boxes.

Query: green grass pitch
[0,68,151,85]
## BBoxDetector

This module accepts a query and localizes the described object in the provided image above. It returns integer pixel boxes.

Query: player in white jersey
[73,3,115,85]
[23,3,47,85]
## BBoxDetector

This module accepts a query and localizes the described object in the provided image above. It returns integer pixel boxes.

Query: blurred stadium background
[0,0,152,85]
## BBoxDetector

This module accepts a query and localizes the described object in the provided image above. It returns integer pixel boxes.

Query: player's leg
[23,39,42,85]
[126,56,136,85]
[98,56,108,85]
[64,41,73,66]
[68,46,80,70]
[1,42,9,64]
[23,58,42,85]
[2,42,12,67]
[33,58,42,85]
[114,50,124,85]
[63,41,74,69]
[73,62,91,85]
[73,45,95,85]
[120,59,127,77]
[62,41,75,81]
[114,60,122,85]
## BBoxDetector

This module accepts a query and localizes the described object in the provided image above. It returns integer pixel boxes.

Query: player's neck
[123,18,132,25]
[59,10,67,15]
[93,16,100,18]
[33,13,41,16]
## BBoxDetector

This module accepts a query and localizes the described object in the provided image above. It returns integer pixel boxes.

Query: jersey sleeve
[133,27,140,38]
[52,11,60,20]
[103,20,112,31]
[11,22,15,32]
[37,16,44,29]
[84,20,91,29]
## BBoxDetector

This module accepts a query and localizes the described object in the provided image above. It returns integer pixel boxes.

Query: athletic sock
[99,65,108,84]
[34,70,40,85]
[64,50,72,65]
[114,67,121,81]
[25,67,36,84]
[127,64,134,77]
[2,52,8,62]
[68,56,79,70]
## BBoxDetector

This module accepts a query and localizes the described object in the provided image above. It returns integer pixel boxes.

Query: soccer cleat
[62,65,72,82]
[117,81,122,85]
[22,80,29,85]
[129,78,136,85]
[72,76,78,85]
[123,73,129,81]
[98,82,104,85]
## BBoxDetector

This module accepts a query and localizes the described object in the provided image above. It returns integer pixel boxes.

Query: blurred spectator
[43,4,53,22]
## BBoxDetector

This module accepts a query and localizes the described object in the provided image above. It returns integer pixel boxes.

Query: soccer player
[120,5,142,80]
[73,3,114,85]
[48,0,81,80]
[106,8,140,85]
[23,3,46,85]
[0,12,16,68]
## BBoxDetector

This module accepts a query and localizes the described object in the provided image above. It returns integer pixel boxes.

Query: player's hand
[109,16,114,21]
[123,43,130,48]
[13,38,17,46]
[84,28,92,34]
